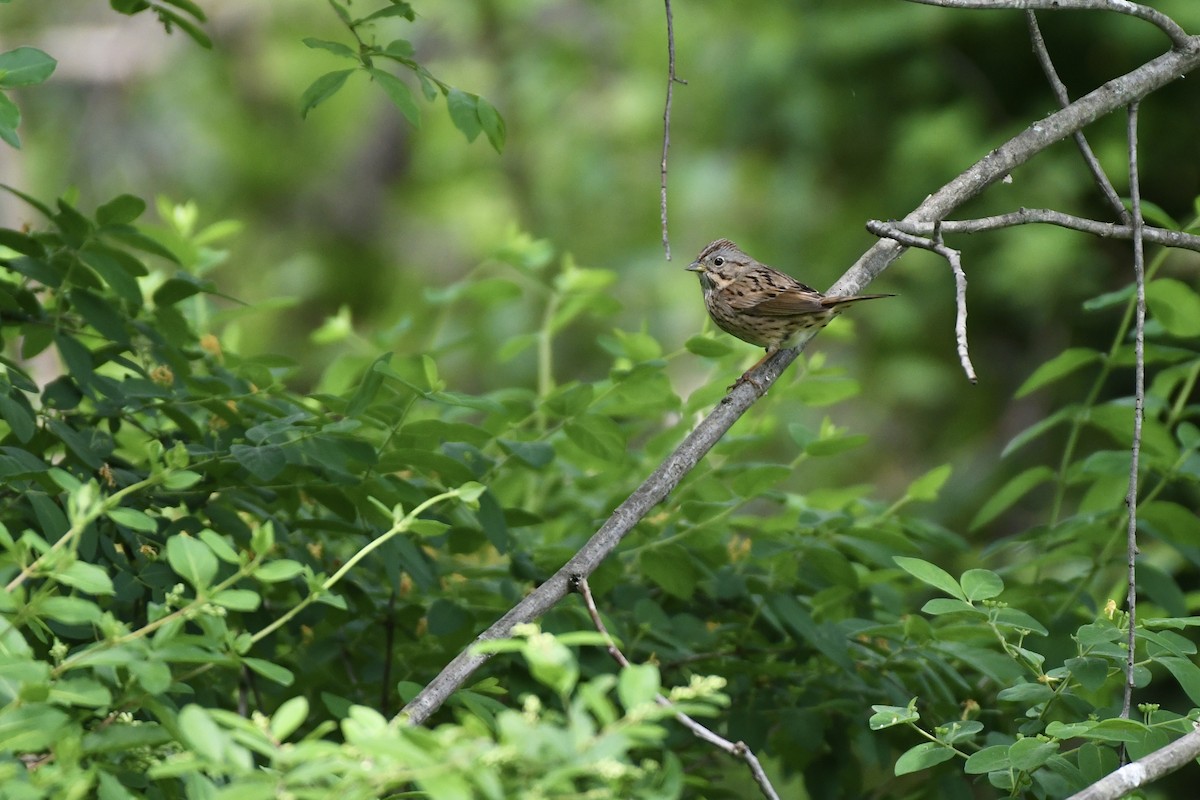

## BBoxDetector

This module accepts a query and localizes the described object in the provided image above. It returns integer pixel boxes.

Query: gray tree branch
[884,210,1200,251]
[1068,726,1200,800]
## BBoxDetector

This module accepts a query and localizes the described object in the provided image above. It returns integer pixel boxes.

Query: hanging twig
[572,576,782,800]
[1120,100,1146,736]
[866,220,977,383]
[1025,11,1130,221]
[659,0,686,259]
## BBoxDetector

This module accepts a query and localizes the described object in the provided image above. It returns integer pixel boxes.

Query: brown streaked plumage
[686,238,891,387]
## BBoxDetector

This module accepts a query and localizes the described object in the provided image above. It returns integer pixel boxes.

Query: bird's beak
[685,260,703,273]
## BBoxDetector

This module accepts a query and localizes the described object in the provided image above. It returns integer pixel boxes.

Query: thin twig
[1025,11,1130,221]
[883,209,1200,251]
[905,0,1192,50]
[573,576,782,800]
[401,30,1200,728]
[660,0,686,260]
[867,220,977,383]
[1120,100,1145,738]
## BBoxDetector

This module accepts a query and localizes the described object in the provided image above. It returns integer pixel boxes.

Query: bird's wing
[721,273,826,316]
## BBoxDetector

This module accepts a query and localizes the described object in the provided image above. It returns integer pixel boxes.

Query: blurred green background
[2,0,1198,533]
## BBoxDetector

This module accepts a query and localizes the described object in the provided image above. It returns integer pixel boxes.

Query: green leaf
[154,6,212,48]
[640,545,698,599]
[1154,656,1200,707]
[1008,737,1058,771]
[354,3,415,24]
[211,589,261,611]
[0,93,19,148]
[107,506,158,532]
[0,47,57,88]
[0,393,35,443]
[970,466,1055,530]
[446,88,481,142]
[178,705,225,761]
[368,68,419,126]
[153,276,208,305]
[231,443,287,482]
[684,334,732,358]
[1146,279,1200,337]
[50,677,112,708]
[1016,348,1102,398]
[964,744,1010,774]
[1001,405,1078,458]
[254,560,305,583]
[80,246,146,306]
[39,596,102,625]
[345,352,391,417]
[794,377,860,406]
[167,534,218,590]
[1074,718,1147,743]
[564,414,626,463]
[921,598,978,616]
[57,561,115,595]
[300,69,355,118]
[960,569,1003,602]
[895,742,956,775]
[497,439,554,469]
[270,696,309,741]
[617,663,661,710]
[868,701,919,729]
[302,37,358,59]
[905,463,952,502]
[95,194,146,226]
[894,557,967,601]
[243,657,295,686]
[1065,657,1111,692]
[476,96,505,152]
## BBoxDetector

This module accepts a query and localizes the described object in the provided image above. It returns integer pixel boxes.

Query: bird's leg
[728,349,773,395]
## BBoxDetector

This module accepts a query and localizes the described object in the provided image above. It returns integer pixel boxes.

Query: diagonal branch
[904,0,1192,50]
[1025,11,1130,221]
[400,25,1200,728]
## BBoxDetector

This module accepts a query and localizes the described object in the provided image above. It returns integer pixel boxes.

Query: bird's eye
[713,257,725,266]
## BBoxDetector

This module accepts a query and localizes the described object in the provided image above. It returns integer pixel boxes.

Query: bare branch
[1120,99,1146,734]
[1067,725,1200,800]
[886,209,1200,251]
[660,0,686,260]
[867,220,977,382]
[575,576,782,800]
[401,21,1200,728]
[905,0,1192,50]
[1025,11,1129,221]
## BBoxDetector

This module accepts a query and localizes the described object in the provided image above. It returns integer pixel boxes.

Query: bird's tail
[820,293,894,309]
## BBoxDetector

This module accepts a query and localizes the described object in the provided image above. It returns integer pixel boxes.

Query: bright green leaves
[167,534,219,591]
[0,46,56,148]
[1146,278,1200,337]
[299,68,355,118]
[300,4,506,152]
[109,0,210,47]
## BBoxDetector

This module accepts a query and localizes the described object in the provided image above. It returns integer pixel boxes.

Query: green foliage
[0,47,56,148]
[300,0,506,151]
[3,3,1200,799]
